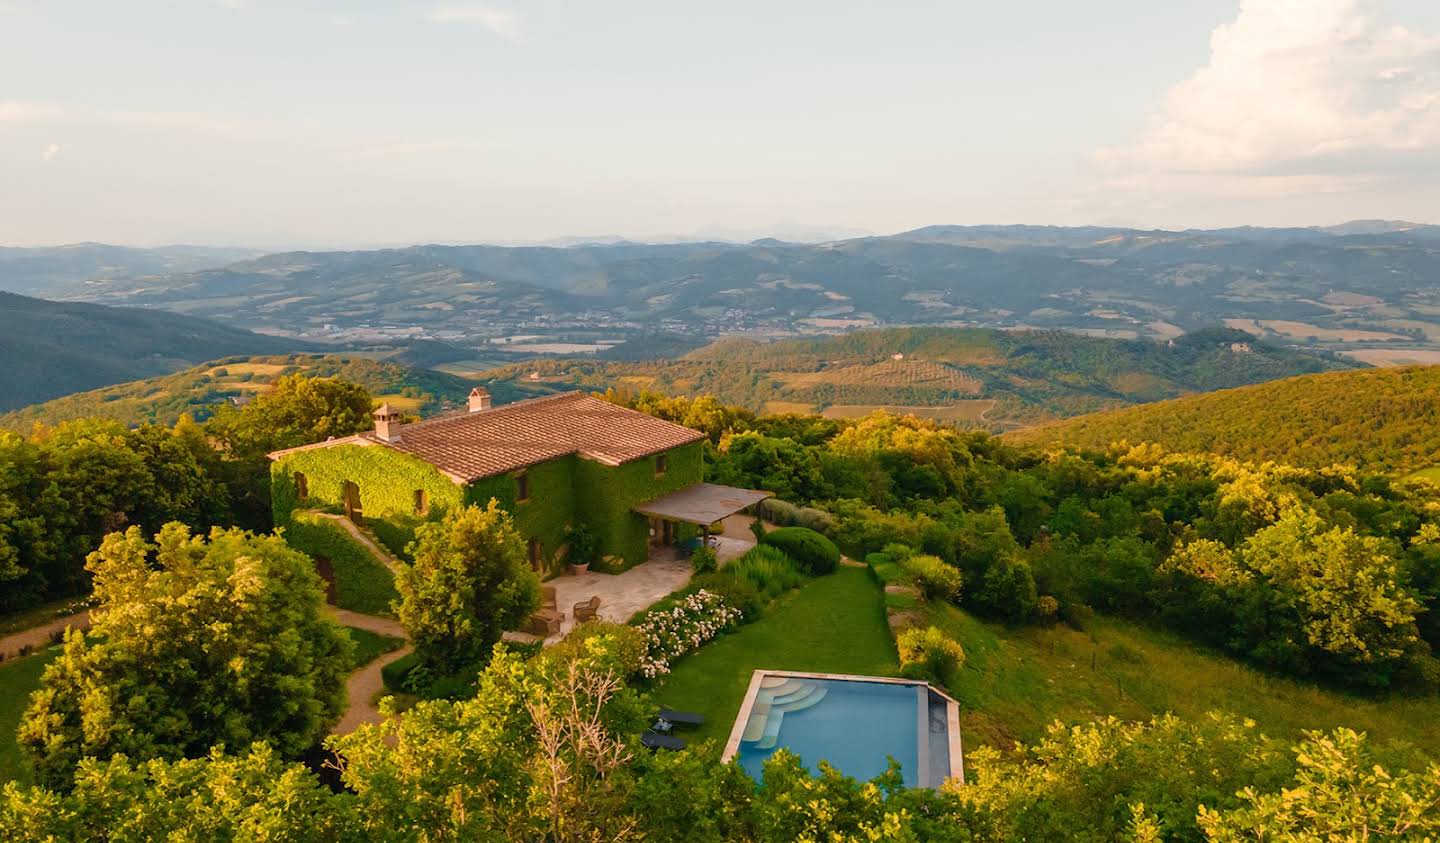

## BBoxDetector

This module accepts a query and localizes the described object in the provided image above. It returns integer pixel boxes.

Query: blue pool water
[735,677,936,787]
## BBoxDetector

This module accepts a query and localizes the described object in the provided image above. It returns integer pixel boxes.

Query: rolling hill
[0,353,488,431]
[1006,365,1440,474]
[475,326,1342,429]
[0,292,315,412]
[43,223,1440,362]
[0,243,260,297]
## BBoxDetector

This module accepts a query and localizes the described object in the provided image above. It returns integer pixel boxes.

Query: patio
[518,531,757,644]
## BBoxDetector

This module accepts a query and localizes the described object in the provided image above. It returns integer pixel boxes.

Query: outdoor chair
[573,595,601,622]
[641,730,686,751]
[656,708,705,729]
[524,608,563,637]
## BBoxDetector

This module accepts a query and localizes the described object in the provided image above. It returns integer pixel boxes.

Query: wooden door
[343,481,362,521]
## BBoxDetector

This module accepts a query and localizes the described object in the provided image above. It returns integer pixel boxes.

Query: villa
[268,388,770,576]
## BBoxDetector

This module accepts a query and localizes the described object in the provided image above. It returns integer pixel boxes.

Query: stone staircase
[741,675,830,749]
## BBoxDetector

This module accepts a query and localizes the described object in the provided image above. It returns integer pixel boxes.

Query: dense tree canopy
[18,523,351,788]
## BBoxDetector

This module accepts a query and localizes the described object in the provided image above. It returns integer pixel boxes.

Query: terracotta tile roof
[268,392,706,483]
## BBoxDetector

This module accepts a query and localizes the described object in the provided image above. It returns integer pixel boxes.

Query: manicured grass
[656,567,897,746]
[345,626,404,670]
[929,603,1440,756]
[0,647,59,786]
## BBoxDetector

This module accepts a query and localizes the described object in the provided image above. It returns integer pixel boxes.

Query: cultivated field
[770,359,983,394]
[819,400,997,422]
[1342,348,1440,367]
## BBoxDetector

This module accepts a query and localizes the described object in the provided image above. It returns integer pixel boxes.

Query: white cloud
[42,142,60,161]
[1100,0,1440,197]
[427,4,523,43]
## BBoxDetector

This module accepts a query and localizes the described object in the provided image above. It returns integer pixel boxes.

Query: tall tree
[395,502,541,673]
[18,523,351,787]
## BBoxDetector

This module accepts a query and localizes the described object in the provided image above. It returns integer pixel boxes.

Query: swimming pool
[721,670,964,789]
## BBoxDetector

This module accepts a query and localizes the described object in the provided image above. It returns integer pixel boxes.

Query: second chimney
[468,387,493,413]
[373,402,403,442]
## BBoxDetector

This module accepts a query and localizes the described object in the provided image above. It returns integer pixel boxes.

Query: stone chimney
[373,403,403,442]
[468,387,493,413]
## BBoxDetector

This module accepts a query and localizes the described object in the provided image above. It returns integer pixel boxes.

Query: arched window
[414,489,428,515]
[294,472,309,500]
[527,537,543,571]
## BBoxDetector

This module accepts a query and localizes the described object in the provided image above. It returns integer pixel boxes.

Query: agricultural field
[819,401,997,423]
[1342,348,1440,367]
[770,359,983,394]
[1224,318,1410,343]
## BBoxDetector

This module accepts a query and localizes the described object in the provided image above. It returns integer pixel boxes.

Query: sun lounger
[656,708,705,728]
[641,730,686,751]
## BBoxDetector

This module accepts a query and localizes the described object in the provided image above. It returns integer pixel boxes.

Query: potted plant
[565,523,599,575]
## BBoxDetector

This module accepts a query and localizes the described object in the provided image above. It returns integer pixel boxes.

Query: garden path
[326,607,411,735]
[0,611,89,661]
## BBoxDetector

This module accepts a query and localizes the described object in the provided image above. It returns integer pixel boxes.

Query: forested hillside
[1008,365,1440,474]
[0,354,481,431]
[0,293,312,411]
[481,326,1340,428]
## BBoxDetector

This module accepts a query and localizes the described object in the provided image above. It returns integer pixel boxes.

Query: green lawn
[346,626,404,669]
[1406,466,1440,483]
[655,567,897,746]
[0,647,60,786]
[929,603,1440,756]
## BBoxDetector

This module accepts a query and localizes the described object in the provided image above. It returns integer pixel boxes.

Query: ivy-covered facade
[269,392,709,576]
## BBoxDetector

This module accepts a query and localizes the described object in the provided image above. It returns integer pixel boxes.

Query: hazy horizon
[4,0,1439,247]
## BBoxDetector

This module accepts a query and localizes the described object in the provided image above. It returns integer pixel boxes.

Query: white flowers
[635,589,743,679]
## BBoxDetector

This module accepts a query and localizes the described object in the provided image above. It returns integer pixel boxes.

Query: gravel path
[0,611,90,661]
[326,607,411,735]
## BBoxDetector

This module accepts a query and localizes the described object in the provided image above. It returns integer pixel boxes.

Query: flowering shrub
[634,589,743,678]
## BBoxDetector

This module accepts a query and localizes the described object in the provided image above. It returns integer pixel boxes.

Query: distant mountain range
[476,326,1342,429]
[0,243,262,297]
[0,292,313,412]
[10,221,1438,362]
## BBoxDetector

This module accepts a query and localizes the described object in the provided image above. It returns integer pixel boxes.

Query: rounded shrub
[760,526,840,575]
[897,626,966,684]
[901,554,964,603]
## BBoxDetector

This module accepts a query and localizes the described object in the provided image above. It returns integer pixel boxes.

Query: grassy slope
[0,291,311,412]
[933,604,1440,756]
[0,353,479,431]
[0,648,58,786]
[655,567,897,746]
[1008,364,1440,474]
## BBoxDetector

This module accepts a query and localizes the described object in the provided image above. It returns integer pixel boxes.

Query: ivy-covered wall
[463,455,577,578]
[270,443,461,538]
[282,511,400,617]
[574,441,704,572]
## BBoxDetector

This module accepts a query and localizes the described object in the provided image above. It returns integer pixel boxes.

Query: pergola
[633,483,772,543]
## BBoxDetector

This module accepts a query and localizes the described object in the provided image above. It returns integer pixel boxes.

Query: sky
[2,0,1439,247]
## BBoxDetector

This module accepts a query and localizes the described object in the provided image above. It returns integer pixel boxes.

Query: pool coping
[720,669,965,786]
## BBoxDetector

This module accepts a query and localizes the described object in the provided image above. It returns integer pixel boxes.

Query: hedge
[760,527,840,575]
[283,511,401,617]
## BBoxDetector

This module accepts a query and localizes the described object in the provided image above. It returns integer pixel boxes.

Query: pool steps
[741,678,830,748]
